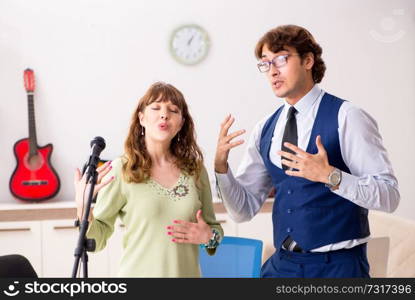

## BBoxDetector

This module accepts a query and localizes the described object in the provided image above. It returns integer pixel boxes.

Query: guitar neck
[27,93,38,156]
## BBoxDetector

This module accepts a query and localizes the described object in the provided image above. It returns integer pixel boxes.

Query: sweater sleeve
[199,165,224,256]
[86,158,126,252]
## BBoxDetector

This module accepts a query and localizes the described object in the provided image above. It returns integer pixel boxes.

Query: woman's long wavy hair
[122,82,204,184]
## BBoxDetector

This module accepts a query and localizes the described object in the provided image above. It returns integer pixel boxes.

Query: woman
[74,82,223,277]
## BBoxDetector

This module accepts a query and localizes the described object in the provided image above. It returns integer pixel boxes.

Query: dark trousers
[261,243,370,278]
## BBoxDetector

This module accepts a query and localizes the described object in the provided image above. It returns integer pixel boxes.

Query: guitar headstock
[24,68,35,93]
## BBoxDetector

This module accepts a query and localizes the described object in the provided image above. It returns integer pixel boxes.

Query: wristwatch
[202,228,221,249]
[325,168,342,189]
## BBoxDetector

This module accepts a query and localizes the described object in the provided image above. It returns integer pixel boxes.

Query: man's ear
[303,52,315,71]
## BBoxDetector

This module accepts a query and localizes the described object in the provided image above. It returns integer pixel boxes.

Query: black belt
[282,236,307,253]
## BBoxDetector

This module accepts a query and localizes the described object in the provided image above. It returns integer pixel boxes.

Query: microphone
[82,136,106,180]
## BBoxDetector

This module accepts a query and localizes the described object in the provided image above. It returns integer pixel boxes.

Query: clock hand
[187,36,194,46]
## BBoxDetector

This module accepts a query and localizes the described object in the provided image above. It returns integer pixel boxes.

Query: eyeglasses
[257,54,299,73]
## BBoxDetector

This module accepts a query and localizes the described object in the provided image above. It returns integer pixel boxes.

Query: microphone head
[90,136,106,151]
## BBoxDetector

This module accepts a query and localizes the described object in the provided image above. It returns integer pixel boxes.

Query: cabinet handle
[0,227,31,232]
[53,226,76,230]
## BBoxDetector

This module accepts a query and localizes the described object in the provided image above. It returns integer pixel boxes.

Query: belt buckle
[282,237,305,253]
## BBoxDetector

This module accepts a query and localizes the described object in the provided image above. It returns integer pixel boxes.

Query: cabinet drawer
[0,221,42,276]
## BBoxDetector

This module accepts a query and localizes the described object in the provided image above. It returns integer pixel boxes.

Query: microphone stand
[71,137,105,278]
[72,162,99,278]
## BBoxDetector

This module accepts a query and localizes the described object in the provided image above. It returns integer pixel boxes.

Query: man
[214,25,400,278]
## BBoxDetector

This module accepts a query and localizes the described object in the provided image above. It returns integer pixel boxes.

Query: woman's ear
[138,111,144,124]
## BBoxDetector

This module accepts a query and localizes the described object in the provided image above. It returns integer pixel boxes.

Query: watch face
[170,24,210,65]
[330,172,341,185]
[213,232,220,242]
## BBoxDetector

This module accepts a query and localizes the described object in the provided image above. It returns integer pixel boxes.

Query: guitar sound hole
[27,154,43,170]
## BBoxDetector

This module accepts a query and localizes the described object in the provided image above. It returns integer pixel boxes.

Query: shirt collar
[284,84,322,117]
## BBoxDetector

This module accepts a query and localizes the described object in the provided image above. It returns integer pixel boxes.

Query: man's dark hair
[255,25,326,83]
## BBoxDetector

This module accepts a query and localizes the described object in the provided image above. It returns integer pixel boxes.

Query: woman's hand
[74,161,114,220]
[167,210,212,245]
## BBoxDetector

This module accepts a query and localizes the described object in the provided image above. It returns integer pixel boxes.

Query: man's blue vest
[259,93,370,251]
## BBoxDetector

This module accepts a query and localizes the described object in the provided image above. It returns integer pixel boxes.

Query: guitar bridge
[22,180,49,186]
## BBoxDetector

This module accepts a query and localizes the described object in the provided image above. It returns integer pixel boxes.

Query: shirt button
[287,227,292,233]
[287,190,292,195]
[287,209,292,214]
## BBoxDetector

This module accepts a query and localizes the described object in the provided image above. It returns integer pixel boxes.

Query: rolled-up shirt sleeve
[215,119,273,223]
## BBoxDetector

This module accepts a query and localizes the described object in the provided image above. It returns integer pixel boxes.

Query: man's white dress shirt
[216,85,400,252]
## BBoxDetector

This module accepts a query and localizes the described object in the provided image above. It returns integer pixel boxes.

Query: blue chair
[199,236,263,278]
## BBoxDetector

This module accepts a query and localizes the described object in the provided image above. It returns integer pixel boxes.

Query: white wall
[0,0,414,220]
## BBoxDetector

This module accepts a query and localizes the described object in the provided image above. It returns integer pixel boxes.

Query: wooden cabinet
[237,212,275,262]
[214,212,237,237]
[0,204,396,278]
[0,221,42,275]
[41,219,109,277]
[0,219,113,277]
[0,202,273,277]
[237,211,273,241]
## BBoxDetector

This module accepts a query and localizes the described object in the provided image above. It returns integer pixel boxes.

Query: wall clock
[169,24,210,65]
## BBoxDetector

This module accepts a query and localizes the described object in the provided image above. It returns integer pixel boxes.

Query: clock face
[170,24,210,65]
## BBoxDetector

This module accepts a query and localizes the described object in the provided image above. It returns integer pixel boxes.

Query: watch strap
[201,228,221,249]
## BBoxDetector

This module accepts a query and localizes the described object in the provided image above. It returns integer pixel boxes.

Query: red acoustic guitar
[9,69,60,201]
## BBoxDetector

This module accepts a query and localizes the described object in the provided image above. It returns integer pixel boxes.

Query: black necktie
[281,106,302,252]
[280,106,306,252]
[281,106,297,171]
